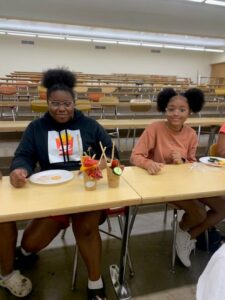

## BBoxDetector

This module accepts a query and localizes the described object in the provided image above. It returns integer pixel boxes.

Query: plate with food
[29,170,74,185]
[199,156,225,167]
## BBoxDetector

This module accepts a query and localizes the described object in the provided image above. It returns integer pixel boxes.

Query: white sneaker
[175,224,195,267]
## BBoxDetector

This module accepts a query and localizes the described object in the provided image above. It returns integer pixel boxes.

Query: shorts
[49,215,70,229]
[48,210,107,229]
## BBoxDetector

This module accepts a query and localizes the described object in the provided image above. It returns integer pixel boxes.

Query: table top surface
[98,117,225,129]
[1,100,225,108]
[0,120,30,132]
[1,164,225,222]
[0,170,140,222]
[0,117,225,132]
[0,101,31,107]
[122,165,225,204]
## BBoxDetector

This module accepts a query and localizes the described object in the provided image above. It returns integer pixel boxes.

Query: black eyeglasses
[49,101,74,108]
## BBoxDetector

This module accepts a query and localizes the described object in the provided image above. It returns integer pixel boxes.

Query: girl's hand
[147,161,164,175]
[10,168,28,188]
[171,150,184,164]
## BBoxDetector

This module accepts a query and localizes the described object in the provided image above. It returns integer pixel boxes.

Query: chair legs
[108,128,120,152]
[204,229,209,253]
[62,206,139,290]
[61,228,67,239]
[106,215,112,232]
[126,128,137,149]
[171,209,178,272]
[163,203,168,224]
[72,245,78,290]
[60,228,79,290]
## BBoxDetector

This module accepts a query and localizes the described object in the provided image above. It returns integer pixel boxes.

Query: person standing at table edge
[130,87,225,268]
[195,107,225,300]
[0,68,117,299]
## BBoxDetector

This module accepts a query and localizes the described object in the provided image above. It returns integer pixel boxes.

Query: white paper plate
[199,156,225,167]
[29,170,74,185]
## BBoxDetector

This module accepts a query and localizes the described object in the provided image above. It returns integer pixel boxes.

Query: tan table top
[0,120,30,132]
[0,101,31,107]
[205,102,225,108]
[0,117,225,133]
[98,117,225,129]
[0,170,140,223]
[122,165,225,204]
[1,100,225,112]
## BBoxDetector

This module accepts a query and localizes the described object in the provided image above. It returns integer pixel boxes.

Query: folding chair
[163,203,208,271]
[126,99,152,148]
[61,206,138,290]
[0,85,18,121]
[31,101,48,118]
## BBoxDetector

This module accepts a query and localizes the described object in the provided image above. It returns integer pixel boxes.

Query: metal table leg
[110,206,132,299]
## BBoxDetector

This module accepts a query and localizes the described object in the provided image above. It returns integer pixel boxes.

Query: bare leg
[71,211,102,281]
[0,222,17,275]
[190,196,225,239]
[21,218,63,253]
[171,199,207,235]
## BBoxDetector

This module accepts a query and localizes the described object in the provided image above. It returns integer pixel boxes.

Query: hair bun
[184,88,205,113]
[42,68,76,89]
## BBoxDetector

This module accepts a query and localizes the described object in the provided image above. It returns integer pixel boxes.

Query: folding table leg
[171,209,178,272]
[110,206,132,300]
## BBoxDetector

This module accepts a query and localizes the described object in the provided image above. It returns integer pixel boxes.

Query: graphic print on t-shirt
[48,129,83,163]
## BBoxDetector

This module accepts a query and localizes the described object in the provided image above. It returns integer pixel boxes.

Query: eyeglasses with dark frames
[49,101,74,108]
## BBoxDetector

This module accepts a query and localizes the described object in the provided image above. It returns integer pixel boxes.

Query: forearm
[10,156,34,176]
[130,153,154,170]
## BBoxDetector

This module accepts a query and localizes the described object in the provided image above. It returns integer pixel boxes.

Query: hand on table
[171,150,184,165]
[10,168,28,188]
[147,161,164,175]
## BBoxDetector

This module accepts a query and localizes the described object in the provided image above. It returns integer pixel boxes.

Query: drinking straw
[99,141,108,162]
[110,142,115,164]
[98,147,106,166]
[77,134,82,159]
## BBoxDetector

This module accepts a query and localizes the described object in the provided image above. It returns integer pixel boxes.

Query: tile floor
[0,206,216,300]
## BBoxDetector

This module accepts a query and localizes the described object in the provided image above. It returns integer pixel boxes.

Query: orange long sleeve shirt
[219,124,225,133]
[130,121,197,170]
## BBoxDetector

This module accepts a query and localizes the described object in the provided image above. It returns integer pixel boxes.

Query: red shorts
[49,215,70,229]
[48,210,107,229]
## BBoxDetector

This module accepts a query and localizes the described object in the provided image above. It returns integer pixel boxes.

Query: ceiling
[1,0,225,43]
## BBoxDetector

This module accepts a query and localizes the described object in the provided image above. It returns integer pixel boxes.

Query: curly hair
[157,87,205,113]
[42,68,76,99]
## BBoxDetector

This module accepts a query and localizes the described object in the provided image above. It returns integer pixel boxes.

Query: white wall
[211,52,225,64]
[0,35,213,82]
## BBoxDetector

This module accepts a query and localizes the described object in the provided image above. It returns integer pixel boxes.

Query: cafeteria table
[0,170,141,299]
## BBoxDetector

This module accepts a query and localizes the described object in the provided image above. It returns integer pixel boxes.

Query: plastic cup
[106,167,120,188]
[83,172,97,191]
